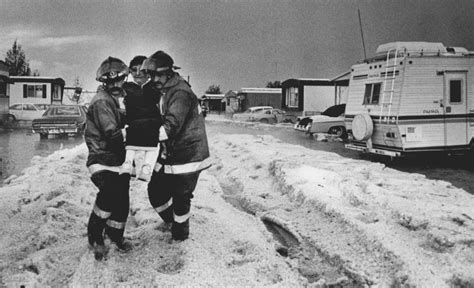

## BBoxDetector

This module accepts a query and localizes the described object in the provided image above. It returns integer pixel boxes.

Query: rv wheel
[352,114,374,141]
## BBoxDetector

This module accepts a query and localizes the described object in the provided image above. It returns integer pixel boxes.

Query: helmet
[141,51,180,74]
[140,57,158,74]
[96,56,128,82]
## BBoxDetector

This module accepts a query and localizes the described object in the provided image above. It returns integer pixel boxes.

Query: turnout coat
[157,74,210,174]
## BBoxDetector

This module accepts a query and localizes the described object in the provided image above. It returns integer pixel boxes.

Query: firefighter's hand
[121,125,128,142]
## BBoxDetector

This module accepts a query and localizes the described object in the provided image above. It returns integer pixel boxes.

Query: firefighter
[141,50,211,241]
[85,56,132,260]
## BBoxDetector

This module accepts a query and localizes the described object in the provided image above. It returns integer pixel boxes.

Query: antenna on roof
[358,8,367,59]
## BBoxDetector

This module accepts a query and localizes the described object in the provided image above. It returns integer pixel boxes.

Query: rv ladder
[379,49,399,123]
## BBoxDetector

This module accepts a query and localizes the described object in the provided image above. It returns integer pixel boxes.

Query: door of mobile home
[443,71,468,146]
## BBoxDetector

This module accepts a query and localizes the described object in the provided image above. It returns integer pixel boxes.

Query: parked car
[32,105,87,138]
[294,104,347,137]
[8,103,49,121]
[233,106,289,124]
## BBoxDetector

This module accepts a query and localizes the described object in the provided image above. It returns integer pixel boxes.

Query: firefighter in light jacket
[142,50,211,241]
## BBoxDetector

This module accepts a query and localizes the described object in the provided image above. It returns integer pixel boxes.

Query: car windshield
[45,106,80,116]
[36,104,49,110]
[244,107,272,113]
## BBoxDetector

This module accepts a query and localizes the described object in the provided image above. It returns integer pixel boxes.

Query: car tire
[6,114,16,122]
[259,118,269,124]
[39,133,48,139]
[328,126,347,138]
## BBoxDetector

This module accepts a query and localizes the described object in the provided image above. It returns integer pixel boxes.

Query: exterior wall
[281,79,342,118]
[0,85,9,117]
[0,62,10,119]
[10,82,52,105]
[241,92,281,110]
[399,57,474,148]
[302,85,336,114]
[225,97,240,113]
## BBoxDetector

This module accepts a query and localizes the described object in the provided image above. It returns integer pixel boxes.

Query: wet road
[1,121,472,194]
[0,129,83,184]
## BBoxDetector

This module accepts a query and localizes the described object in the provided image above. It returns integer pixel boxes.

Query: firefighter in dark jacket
[85,56,132,260]
[142,50,211,241]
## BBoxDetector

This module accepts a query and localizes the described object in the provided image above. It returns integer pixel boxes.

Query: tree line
[4,40,36,76]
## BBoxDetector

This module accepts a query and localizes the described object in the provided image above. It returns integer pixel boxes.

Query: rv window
[363,85,371,104]
[449,80,462,103]
[363,83,381,105]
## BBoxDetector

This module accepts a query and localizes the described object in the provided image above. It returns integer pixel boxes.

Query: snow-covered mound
[1,131,473,287]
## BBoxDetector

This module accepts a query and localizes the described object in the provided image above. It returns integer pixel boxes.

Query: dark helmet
[96,56,128,82]
[141,51,181,74]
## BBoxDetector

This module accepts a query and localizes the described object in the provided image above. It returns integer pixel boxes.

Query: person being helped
[142,50,211,241]
[85,56,132,260]
[121,55,162,181]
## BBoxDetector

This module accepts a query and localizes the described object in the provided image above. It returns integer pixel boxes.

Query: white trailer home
[9,76,65,106]
[344,42,474,157]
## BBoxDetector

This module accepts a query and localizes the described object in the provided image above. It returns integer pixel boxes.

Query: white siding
[303,85,335,113]
[10,82,52,105]
[346,55,474,149]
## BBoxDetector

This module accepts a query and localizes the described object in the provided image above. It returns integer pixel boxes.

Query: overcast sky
[1,0,473,95]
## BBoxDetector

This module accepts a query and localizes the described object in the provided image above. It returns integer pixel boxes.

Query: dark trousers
[91,171,130,225]
[147,167,200,223]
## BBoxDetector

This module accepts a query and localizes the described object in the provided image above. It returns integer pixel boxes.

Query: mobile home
[345,42,474,157]
[224,88,281,113]
[10,76,65,106]
[282,78,336,117]
[0,61,12,121]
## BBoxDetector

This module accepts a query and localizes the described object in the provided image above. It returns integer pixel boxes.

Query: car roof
[249,106,273,110]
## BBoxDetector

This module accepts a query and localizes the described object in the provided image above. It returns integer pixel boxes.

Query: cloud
[34,35,105,48]
[28,59,44,70]
[0,25,106,52]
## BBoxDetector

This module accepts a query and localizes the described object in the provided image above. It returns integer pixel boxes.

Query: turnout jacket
[85,86,126,169]
[158,74,210,174]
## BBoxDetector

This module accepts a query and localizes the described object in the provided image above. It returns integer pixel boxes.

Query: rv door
[443,71,468,146]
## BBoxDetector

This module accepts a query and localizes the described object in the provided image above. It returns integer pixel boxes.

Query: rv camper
[344,42,474,157]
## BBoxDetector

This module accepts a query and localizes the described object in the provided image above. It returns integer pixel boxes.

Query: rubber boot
[87,212,107,260]
[105,227,133,253]
[171,219,189,241]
